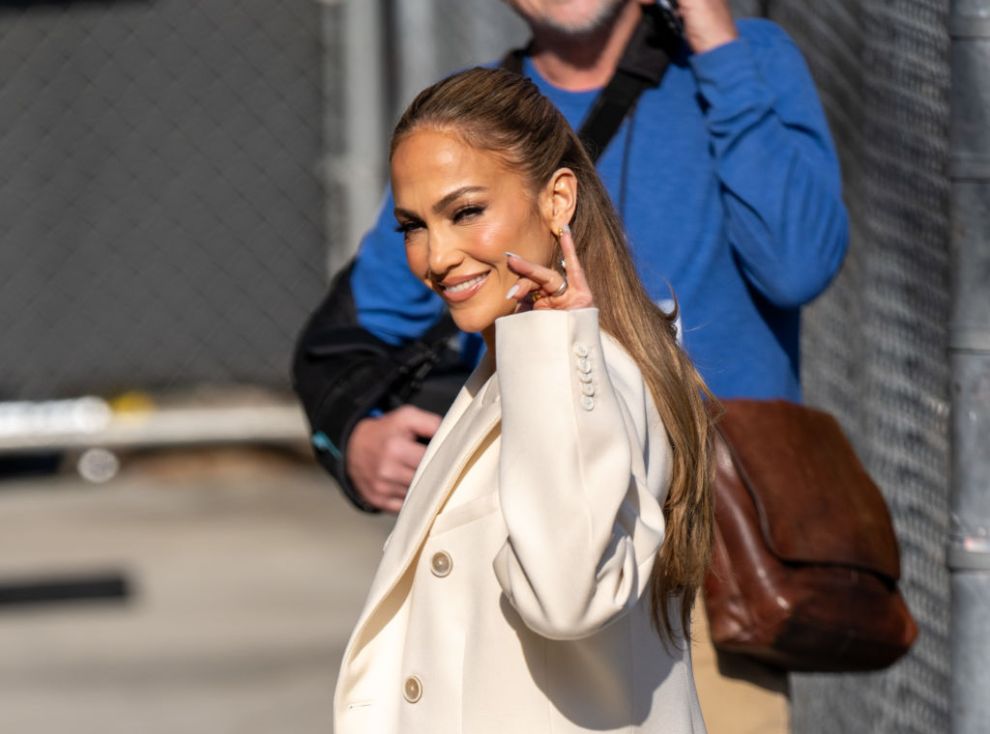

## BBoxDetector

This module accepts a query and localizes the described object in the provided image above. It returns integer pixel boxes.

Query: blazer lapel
[383,381,499,571]
[407,352,494,491]
[343,358,501,662]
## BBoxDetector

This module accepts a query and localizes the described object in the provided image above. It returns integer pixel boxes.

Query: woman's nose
[427,235,464,276]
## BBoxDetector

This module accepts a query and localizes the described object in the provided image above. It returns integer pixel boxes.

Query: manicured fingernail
[561,224,571,235]
[505,251,520,259]
[505,284,520,300]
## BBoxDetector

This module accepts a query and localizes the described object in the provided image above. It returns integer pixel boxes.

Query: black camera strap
[500,6,677,163]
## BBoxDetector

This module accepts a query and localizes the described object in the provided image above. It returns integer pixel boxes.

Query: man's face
[505,0,630,35]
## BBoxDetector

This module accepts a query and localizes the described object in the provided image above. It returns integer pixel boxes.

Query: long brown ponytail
[392,67,715,641]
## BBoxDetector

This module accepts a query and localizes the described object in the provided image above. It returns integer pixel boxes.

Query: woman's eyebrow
[432,186,487,214]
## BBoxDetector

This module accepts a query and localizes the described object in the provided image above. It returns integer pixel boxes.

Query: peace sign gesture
[504,225,595,312]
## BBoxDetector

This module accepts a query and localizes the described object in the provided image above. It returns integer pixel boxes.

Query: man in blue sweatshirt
[296,0,848,513]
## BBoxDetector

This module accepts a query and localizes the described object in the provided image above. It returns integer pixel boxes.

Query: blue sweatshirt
[349,19,848,400]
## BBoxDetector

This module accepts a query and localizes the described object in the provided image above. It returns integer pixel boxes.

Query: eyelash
[394,205,486,234]
[453,205,484,222]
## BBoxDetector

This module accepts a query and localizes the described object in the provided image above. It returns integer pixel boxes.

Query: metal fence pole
[322,0,390,275]
[391,0,439,112]
[948,1,990,732]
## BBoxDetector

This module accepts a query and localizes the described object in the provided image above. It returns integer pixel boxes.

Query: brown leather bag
[702,400,919,672]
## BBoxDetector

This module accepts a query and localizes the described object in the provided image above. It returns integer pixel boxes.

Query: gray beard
[535,0,630,36]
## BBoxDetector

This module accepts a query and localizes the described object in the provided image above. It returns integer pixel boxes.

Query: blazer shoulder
[600,331,646,397]
[598,331,660,446]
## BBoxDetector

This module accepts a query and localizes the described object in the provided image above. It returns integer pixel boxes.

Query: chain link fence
[770,1,952,732]
[0,0,327,401]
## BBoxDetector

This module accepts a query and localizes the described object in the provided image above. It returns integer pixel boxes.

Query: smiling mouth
[438,271,490,302]
[441,272,489,293]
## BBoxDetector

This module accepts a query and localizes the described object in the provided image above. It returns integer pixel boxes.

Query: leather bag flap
[717,400,901,581]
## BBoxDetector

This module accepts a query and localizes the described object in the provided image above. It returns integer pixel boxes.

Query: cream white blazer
[334,308,707,734]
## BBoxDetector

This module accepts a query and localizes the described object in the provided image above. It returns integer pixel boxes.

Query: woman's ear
[542,167,577,233]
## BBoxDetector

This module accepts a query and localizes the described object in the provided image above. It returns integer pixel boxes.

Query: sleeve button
[574,344,589,358]
[581,396,595,411]
[581,382,595,397]
[577,357,592,374]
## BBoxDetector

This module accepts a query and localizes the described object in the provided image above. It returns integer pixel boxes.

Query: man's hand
[652,0,738,54]
[346,406,443,513]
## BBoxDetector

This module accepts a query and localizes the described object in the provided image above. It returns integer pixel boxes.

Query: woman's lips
[440,271,490,303]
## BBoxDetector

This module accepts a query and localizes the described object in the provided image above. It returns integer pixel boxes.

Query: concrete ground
[0,452,391,734]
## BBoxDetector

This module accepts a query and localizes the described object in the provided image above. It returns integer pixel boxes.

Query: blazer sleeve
[491,308,671,640]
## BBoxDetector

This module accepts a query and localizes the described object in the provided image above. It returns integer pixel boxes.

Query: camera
[655,0,685,40]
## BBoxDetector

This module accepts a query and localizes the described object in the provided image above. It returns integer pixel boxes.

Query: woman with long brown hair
[333,66,714,734]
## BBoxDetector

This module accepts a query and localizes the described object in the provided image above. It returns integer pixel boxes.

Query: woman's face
[391,129,558,339]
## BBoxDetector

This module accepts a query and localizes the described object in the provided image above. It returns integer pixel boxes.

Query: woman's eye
[394,221,422,235]
[453,205,484,223]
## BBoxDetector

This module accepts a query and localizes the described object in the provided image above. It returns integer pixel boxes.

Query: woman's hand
[504,225,595,312]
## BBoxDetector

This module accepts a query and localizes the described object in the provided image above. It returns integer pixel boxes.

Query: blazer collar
[408,351,496,489]
[344,356,500,661]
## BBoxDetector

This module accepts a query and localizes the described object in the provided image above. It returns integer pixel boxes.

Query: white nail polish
[561,224,571,235]
[505,251,520,259]
[505,284,520,300]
